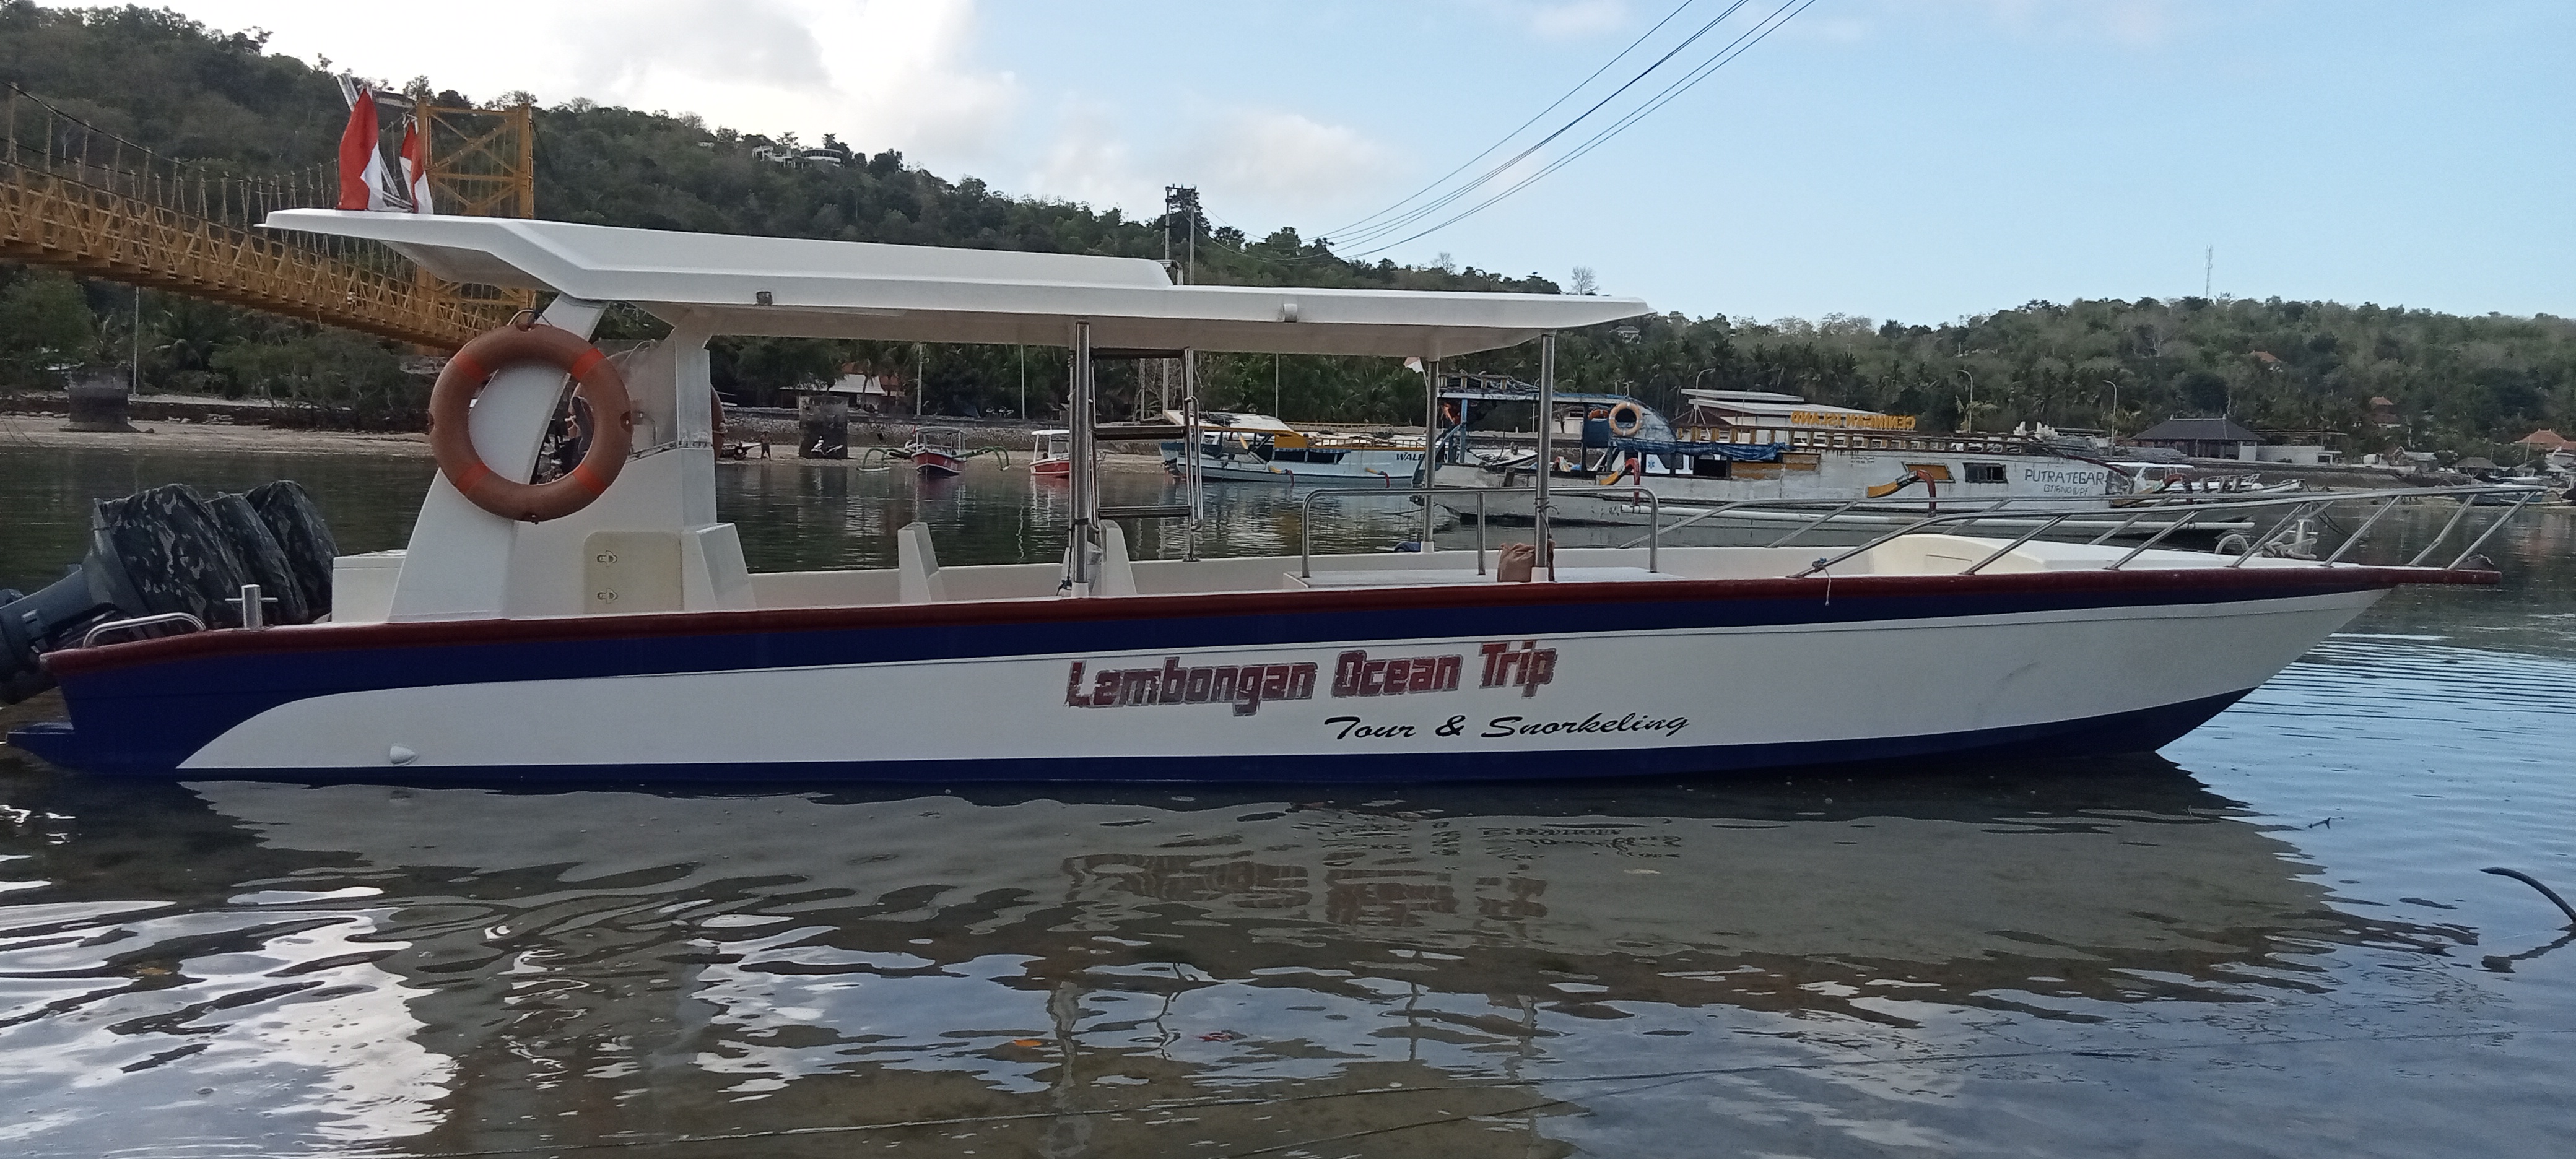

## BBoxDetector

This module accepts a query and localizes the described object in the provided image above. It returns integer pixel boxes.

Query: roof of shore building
[263,211,1647,360]
[2132,416,2264,443]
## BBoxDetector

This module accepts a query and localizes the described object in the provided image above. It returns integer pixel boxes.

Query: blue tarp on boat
[1611,438,1788,462]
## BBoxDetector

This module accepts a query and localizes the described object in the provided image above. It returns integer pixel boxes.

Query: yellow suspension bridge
[0,85,534,349]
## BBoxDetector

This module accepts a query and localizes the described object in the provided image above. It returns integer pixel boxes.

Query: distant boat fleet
[1155,377,2303,534]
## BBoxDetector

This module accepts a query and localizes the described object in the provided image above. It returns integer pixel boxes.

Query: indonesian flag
[335,86,391,211]
[398,115,433,214]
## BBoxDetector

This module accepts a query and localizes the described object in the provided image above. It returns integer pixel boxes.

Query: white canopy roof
[266,210,1647,358]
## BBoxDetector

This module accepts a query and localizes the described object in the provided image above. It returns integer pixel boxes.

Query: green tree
[0,270,98,387]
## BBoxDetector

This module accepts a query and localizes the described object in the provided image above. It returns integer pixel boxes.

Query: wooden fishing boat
[902,425,967,477]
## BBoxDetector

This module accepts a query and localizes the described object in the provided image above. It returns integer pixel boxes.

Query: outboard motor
[0,480,339,705]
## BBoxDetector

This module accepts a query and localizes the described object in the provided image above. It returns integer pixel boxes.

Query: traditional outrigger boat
[900,425,967,477]
[3,212,2538,781]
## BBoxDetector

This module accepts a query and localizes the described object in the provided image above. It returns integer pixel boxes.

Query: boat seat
[1058,522,1141,596]
[897,521,947,602]
[1099,523,1139,596]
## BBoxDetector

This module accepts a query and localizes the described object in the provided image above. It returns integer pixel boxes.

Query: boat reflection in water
[0,763,2473,1157]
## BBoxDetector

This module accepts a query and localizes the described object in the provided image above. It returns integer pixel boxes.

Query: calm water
[1,446,2572,1157]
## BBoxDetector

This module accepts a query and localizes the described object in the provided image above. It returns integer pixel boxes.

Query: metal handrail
[2448,487,2543,568]
[1963,513,2081,574]
[1618,492,2210,552]
[80,612,206,649]
[1299,485,1660,578]
[1788,484,2539,580]
[1299,482,2544,583]
[2226,500,2327,567]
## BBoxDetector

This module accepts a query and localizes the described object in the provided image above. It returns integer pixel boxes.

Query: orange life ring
[1608,401,1645,438]
[429,323,633,523]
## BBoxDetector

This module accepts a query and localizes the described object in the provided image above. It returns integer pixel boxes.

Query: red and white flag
[335,86,391,211]
[398,115,433,214]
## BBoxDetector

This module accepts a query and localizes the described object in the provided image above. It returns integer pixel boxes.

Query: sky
[86,0,2576,325]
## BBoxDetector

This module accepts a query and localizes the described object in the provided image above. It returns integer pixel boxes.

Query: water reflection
[0,763,2478,1156]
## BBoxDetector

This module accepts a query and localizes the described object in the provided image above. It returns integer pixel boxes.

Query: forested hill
[1,4,2569,457]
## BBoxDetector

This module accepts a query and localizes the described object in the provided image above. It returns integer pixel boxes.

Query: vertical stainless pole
[1069,323,1096,591]
[1183,347,1203,563]
[1536,333,1556,581]
[1420,357,1438,550]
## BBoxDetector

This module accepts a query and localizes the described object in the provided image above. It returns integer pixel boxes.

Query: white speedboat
[1029,428,1072,478]
[4,212,2531,782]
[1163,410,1425,485]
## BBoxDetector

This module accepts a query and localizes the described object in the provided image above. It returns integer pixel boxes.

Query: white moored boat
[1164,410,1425,485]
[1431,381,2264,534]
[4,211,2536,782]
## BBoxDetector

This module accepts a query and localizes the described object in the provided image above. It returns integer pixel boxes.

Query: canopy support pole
[1182,347,1202,563]
[1420,357,1440,550]
[1068,321,1097,594]
[1536,332,1556,581]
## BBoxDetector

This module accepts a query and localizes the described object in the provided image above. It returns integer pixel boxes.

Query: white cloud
[1875,0,2193,47]
[1526,0,1634,39]
[116,0,1019,164]
[1026,101,1153,211]
[1451,0,1633,40]
[1183,111,1396,217]
[99,0,1403,222]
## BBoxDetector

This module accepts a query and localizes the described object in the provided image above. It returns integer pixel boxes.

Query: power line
[1341,0,1816,259]
[1320,0,1705,241]
[1327,0,1757,251]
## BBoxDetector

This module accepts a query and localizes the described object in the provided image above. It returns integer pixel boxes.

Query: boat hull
[910,450,965,477]
[1170,446,1424,485]
[14,567,2463,782]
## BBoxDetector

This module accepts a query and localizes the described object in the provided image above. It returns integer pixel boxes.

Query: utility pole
[2204,246,2213,298]
[915,343,924,417]
[1017,345,1025,419]
[1163,185,1200,285]
[1273,354,1281,417]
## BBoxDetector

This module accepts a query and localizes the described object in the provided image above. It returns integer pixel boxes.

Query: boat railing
[1790,484,2544,577]
[1299,486,1661,578]
[79,612,206,649]
[1295,484,2544,581]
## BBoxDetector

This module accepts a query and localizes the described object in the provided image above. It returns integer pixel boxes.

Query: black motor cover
[206,492,310,625]
[89,484,256,628]
[2,480,343,705]
[245,480,339,619]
